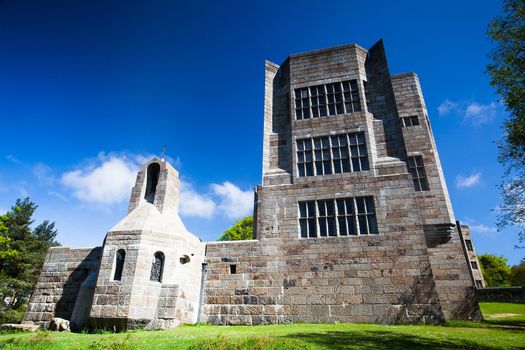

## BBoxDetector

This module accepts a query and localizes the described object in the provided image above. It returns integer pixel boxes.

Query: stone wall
[23,247,101,328]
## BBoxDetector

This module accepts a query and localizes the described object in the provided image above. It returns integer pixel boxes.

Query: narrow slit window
[465,239,474,252]
[150,251,165,282]
[407,156,430,191]
[229,264,237,274]
[470,261,478,269]
[113,249,125,281]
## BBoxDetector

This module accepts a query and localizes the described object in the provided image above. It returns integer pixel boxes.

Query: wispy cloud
[462,217,499,238]
[437,99,501,126]
[6,155,22,164]
[456,171,482,189]
[179,182,216,218]
[33,163,56,187]
[437,99,458,116]
[211,182,253,219]
[48,191,69,202]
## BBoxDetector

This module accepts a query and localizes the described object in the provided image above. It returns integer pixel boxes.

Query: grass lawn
[480,302,525,324]
[0,303,524,350]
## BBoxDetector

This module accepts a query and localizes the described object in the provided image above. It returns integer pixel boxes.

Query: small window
[401,115,420,127]
[465,239,474,252]
[475,280,483,288]
[471,261,478,269]
[407,156,429,191]
[180,255,190,264]
[229,264,237,274]
[113,249,125,281]
[145,163,160,204]
[150,251,165,282]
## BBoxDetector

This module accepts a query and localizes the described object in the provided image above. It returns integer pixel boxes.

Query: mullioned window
[297,132,369,177]
[299,196,378,238]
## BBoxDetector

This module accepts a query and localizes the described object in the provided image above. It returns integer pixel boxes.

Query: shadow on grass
[282,330,520,350]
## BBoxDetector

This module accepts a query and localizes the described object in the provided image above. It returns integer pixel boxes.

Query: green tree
[486,0,525,243]
[218,216,254,241]
[479,254,511,287]
[510,260,525,286]
[0,198,59,324]
[0,218,16,260]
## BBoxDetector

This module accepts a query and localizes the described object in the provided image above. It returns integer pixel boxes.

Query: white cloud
[179,182,216,218]
[437,99,500,126]
[456,172,482,189]
[469,223,498,235]
[211,182,253,219]
[461,218,499,238]
[464,102,498,126]
[61,153,144,205]
[0,208,6,215]
[60,152,253,219]
[33,163,55,186]
[437,99,458,116]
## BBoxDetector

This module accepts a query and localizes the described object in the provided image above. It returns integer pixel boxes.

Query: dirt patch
[489,313,523,319]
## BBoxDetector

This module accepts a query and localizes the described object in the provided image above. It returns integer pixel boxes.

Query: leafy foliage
[486,0,525,243]
[0,198,60,324]
[218,216,254,241]
[0,220,16,260]
[510,260,525,286]
[478,254,511,287]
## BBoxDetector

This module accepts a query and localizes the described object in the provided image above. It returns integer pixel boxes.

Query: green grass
[480,302,525,324]
[1,303,525,349]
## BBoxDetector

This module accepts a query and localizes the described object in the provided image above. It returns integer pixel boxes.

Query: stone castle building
[24,40,484,330]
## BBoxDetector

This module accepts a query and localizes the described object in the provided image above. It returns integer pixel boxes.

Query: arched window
[150,251,165,282]
[113,249,125,281]
[145,163,160,204]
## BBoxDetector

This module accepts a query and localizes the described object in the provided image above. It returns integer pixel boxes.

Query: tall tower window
[294,79,361,120]
[150,251,165,283]
[113,249,125,281]
[297,132,369,177]
[145,163,160,204]
[407,156,430,191]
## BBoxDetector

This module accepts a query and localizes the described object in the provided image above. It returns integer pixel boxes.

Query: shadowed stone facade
[24,40,482,330]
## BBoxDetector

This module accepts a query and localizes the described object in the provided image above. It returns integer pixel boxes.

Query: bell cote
[127,158,180,214]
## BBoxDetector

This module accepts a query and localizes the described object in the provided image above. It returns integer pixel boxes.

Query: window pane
[358,216,368,234]
[356,198,366,213]
[348,217,357,235]
[338,217,347,235]
[299,202,307,218]
[300,219,308,238]
[368,215,378,234]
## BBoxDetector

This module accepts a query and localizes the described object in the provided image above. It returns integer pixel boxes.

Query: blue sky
[0,0,521,265]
